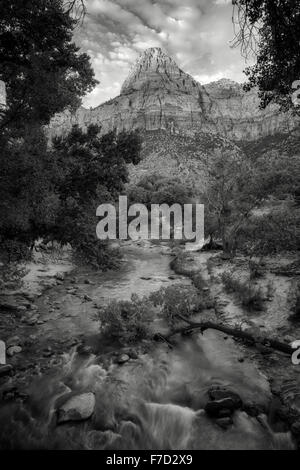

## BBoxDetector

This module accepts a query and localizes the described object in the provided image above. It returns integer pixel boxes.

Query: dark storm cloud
[76,0,252,107]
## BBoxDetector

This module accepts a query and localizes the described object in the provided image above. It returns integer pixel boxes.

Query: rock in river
[6,346,22,357]
[0,364,13,377]
[117,354,130,364]
[205,386,242,418]
[6,336,22,348]
[57,392,95,424]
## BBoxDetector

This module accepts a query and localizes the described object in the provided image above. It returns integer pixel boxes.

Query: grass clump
[221,272,265,311]
[249,259,265,280]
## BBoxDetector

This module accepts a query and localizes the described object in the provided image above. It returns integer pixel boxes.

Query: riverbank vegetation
[0,0,141,272]
[201,148,300,257]
[221,271,265,312]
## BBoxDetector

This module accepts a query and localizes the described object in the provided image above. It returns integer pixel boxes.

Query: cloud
[75,0,253,107]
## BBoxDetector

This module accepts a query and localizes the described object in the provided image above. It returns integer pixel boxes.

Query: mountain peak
[120,47,196,95]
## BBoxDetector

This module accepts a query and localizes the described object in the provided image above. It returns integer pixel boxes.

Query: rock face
[48,47,298,142]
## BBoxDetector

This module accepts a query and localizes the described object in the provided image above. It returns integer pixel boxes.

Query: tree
[50,125,141,267]
[0,1,99,263]
[201,147,299,254]
[232,0,300,110]
[0,125,60,259]
[128,174,195,208]
[0,0,97,131]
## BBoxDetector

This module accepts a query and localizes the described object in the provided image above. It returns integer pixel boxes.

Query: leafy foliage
[99,294,155,343]
[232,0,300,110]
[0,126,60,247]
[235,209,299,256]
[128,174,195,208]
[288,280,300,319]
[0,0,97,131]
[0,262,28,290]
[202,147,300,255]
[50,125,141,267]
[0,123,141,268]
[221,271,265,311]
[249,259,265,279]
[150,283,210,326]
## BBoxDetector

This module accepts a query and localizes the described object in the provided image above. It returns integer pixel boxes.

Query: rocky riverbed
[0,241,299,449]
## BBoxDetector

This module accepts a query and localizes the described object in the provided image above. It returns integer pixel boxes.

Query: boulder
[205,387,242,418]
[205,398,238,417]
[57,392,95,424]
[6,336,22,348]
[208,387,242,408]
[117,354,130,364]
[67,288,77,295]
[7,345,22,357]
[83,294,92,302]
[0,364,13,377]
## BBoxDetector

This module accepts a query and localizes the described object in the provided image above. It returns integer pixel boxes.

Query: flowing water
[0,242,295,449]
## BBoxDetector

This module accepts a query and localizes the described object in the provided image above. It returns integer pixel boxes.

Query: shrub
[249,259,265,280]
[99,294,155,343]
[221,272,265,311]
[236,210,299,257]
[0,239,32,263]
[150,283,210,326]
[0,262,28,290]
[73,238,120,271]
[288,280,300,320]
[192,273,208,292]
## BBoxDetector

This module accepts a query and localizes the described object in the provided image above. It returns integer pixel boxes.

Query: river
[0,242,294,449]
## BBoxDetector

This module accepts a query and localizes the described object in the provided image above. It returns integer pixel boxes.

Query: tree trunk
[157,314,294,356]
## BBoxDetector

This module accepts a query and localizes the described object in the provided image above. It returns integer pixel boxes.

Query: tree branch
[157,313,294,356]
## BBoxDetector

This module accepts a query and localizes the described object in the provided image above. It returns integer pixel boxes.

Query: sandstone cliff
[48,47,298,142]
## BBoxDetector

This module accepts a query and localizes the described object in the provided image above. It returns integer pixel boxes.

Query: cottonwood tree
[0,0,97,131]
[0,0,98,261]
[50,125,141,267]
[232,0,300,110]
[201,148,299,254]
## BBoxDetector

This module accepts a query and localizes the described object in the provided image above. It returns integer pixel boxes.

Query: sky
[76,0,254,108]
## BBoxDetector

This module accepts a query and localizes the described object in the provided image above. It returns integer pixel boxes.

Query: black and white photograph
[0,0,299,454]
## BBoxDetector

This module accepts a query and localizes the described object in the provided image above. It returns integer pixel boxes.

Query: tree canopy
[0,0,97,131]
[232,0,300,110]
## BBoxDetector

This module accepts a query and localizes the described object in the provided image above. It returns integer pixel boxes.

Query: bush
[221,272,265,311]
[192,272,208,292]
[73,236,120,271]
[236,210,299,257]
[150,283,210,326]
[288,280,300,320]
[99,294,155,343]
[249,259,265,280]
[0,262,28,290]
[0,239,32,263]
